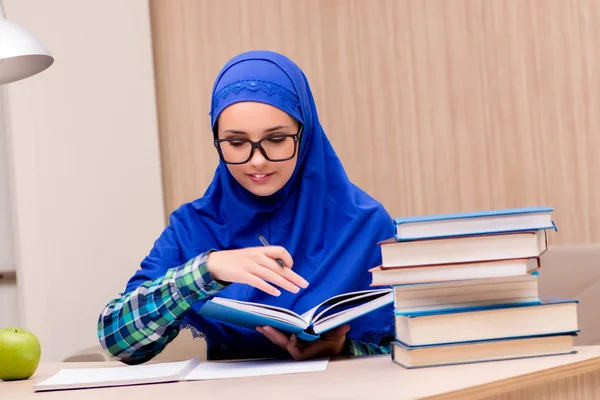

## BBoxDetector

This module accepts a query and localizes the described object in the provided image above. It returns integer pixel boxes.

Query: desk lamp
[0,0,53,85]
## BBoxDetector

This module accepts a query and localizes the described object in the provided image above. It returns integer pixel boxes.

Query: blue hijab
[124,50,395,360]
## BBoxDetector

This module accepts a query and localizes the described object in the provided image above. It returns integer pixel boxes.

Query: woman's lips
[247,172,274,183]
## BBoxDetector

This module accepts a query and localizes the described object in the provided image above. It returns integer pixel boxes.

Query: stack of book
[370,206,580,369]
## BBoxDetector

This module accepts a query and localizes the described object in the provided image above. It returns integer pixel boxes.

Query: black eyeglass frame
[213,125,303,165]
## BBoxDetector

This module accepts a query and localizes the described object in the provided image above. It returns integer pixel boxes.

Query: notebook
[393,206,555,241]
[198,288,393,341]
[33,357,329,392]
[33,359,199,391]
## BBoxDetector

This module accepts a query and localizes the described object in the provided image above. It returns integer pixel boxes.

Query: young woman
[97,50,395,364]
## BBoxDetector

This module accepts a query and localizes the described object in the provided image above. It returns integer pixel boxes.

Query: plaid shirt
[97,252,391,364]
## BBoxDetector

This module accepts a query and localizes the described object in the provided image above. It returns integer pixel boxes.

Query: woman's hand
[206,247,309,296]
[257,324,350,360]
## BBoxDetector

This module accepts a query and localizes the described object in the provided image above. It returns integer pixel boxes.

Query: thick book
[379,229,548,268]
[390,273,540,313]
[33,357,329,392]
[393,206,555,241]
[391,333,576,369]
[370,258,540,286]
[394,297,579,346]
[198,288,393,341]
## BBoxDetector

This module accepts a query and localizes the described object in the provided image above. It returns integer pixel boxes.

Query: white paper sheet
[183,357,329,380]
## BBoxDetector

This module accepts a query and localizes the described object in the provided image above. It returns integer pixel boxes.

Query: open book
[198,288,393,341]
[33,357,329,392]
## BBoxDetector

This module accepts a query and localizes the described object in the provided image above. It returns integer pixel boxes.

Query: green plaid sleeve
[97,251,226,364]
[346,337,393,356]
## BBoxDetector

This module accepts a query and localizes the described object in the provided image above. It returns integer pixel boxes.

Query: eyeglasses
[214,126,302,165]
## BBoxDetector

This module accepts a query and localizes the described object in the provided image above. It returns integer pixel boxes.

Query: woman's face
[216,102,300,197]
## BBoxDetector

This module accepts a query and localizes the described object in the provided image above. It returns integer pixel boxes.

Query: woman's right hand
[206,247,309,296]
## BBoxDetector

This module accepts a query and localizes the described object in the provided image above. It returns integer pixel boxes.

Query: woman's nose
[248,147,268,167]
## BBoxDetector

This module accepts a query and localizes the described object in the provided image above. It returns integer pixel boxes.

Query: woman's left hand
[256,324,350,361]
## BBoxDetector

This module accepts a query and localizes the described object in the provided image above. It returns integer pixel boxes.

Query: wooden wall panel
[149,0,600,245]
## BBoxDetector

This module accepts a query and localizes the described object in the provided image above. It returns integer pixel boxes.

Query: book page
[300,288,392,322]
[33,359,199,391]
[313,291,393,334]
[312,290,392,322]
[183,357,329,380]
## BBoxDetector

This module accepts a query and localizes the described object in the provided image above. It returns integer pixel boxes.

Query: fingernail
[301,279,309,288]
[273,290,281,296]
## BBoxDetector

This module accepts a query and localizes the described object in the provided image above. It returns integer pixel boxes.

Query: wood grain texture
[149,0,600,244]
[488,368,600,400]
[5,348,600,399]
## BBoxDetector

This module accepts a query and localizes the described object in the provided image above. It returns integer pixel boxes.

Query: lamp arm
[0,1,5,19]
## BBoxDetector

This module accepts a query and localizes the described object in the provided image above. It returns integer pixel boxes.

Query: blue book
[393,297,579,347]
[198,288,393,342]
[390,333,577,369]
[393,206,556,241]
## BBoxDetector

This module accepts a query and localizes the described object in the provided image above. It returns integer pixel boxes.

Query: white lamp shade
[0,17,54,85]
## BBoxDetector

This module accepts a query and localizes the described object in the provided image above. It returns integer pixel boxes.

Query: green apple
[0,327,42,381]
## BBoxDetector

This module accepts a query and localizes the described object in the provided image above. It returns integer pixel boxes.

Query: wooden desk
[4,346,600,399]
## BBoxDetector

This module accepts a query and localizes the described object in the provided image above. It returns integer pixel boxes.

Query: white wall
[0,86,19,329]
[0,87,15,274]
[0,276,18,328]
[3,0,165,361]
